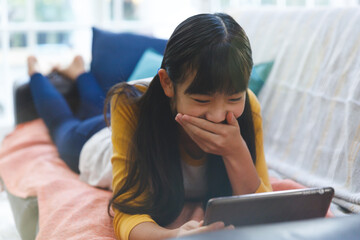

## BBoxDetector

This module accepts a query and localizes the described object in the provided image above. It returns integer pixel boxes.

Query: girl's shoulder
[110,83,148,108]
[134,84,148,93]
[110,83,148,126]
[247,89,263,136]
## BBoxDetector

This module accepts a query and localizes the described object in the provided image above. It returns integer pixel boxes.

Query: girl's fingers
[191,206,205,222]
[184,221,224,236]
[201,221,225,232]
[177,124,217,153]
[226,112,239,127]
[179,114,222,134]
[176,115,217,141]
[186,220,201,228]
[175,113,241,155]
[198,220,204,227]
[176,116,224,155]
[183,120,217,141]
[178,221,228,237]
[226,224,235,230]
[176,113,239,137]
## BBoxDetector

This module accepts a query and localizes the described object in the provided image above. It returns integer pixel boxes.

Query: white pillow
[79,127,113,189]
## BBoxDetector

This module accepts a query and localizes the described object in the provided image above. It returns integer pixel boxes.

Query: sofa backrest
[233,8,360,212]
[90,27,167,94]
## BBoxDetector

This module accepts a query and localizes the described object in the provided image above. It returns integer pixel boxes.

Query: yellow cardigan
[110,85,272,240]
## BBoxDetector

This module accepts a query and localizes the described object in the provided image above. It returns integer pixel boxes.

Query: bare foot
[27,56,41,76]
[55,55,86,81]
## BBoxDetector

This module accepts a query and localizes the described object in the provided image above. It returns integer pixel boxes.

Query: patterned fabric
[233,8,360,213]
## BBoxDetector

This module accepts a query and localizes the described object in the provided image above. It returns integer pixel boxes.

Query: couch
[1,7,360,240]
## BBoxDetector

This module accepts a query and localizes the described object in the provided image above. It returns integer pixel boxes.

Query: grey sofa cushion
[6,189,38,240]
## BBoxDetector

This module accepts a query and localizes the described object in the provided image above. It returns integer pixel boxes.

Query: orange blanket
[0,120,331,240]
[0,119,115,239]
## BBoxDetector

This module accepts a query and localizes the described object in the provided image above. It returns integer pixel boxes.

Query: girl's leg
[28,56,106,173]
[29,72,74,134]
[56,56,106,119]
[75,72,106,119]
[53,115,107,173]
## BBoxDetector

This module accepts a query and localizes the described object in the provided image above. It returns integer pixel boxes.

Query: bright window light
[0,0,359,132]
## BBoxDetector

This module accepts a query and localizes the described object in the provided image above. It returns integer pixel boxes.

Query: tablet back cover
[204,187,334,227]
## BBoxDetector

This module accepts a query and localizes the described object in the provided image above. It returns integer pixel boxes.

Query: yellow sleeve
[110,86,156,240]
[247,89,273,193]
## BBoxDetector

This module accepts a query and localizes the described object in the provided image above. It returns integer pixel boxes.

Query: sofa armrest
[13,72,79,125]
[13,79,39,125]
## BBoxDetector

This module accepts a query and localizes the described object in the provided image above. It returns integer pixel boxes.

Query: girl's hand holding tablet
[175,220,234,237]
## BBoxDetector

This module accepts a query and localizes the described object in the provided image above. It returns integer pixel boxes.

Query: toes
[74,55,83,62]
[73,55,85,68]
[27,56,38,66]
[27,56,40,76]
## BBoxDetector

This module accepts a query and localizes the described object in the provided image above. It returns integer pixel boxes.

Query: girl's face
[173,74,246,123]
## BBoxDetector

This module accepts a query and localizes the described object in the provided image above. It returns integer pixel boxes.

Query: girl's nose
[205,108,226,123]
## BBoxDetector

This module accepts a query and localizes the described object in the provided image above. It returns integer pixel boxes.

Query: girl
[108,13,272,240]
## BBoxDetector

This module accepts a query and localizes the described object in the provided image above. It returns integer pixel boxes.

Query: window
[34,0,74,22]
[0,0,359,132]
[8,0,26,22]
[216,0,358,8]
[1,0,94,129]
[10,32,27,47]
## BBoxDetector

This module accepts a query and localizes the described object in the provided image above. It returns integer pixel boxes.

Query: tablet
[204,187,334,227]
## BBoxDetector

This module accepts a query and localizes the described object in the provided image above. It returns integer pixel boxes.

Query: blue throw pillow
[248,61,274,96]
[127,48,163,82]
[90,27,167,94]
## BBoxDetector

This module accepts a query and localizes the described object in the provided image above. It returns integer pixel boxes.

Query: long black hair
[106,13,255,226]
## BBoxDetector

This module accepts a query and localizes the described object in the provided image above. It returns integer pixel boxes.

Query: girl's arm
[245,90,272,193]
[111,91,155,240]
[221,137,261,195]
[129,221,229,240]
[222,90,272,194]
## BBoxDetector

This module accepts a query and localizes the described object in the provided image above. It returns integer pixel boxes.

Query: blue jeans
[29,72,108,173]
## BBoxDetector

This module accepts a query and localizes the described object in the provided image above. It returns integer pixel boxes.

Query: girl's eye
[193,99,210,103]
[229,97,242,102]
